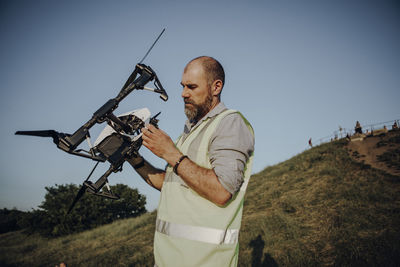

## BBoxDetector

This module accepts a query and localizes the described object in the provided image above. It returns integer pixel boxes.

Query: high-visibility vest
[154,109,254,267]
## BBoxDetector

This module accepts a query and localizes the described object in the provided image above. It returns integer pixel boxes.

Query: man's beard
[184,89,213,123]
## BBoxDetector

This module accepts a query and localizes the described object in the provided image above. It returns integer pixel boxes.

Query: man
[128,56,255,267]
[355,121,362,134]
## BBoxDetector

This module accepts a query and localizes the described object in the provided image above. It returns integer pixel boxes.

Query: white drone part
[93,108,151,147]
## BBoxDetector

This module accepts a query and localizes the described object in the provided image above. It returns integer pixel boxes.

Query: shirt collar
[184,102,227,133]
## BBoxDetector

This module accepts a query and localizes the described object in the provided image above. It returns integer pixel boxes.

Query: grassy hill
[240,135,399,266]
[1,134,399,266]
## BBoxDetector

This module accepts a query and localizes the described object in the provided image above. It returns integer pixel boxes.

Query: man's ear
[211,80,223,97]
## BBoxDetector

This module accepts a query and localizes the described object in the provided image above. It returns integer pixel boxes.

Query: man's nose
[181,87,190,98]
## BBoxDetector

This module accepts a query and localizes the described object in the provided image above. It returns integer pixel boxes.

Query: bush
[0,208,28,233]
[24,183,146,237]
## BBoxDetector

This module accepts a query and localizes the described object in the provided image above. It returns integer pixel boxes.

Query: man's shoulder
[210,108,255,161]
[219,109,252,129]
[215,110,254,140]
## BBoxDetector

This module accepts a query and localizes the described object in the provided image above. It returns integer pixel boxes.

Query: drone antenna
[139,28,166,64]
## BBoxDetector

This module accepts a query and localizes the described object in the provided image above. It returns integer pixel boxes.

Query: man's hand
[141,124,182,165]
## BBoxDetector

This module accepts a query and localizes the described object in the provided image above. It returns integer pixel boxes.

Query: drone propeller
[15,130,57,137]
[15,130,71,147]
[16,130,58,142]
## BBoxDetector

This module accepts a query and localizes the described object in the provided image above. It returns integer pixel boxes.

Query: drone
[15,29,168,213]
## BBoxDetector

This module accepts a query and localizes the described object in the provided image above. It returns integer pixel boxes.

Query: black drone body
[15,30,168,213]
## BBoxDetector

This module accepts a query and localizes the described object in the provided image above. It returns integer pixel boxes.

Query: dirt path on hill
[347,131,400,177]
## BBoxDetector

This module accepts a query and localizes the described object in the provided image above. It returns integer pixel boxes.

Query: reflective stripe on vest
[156,218,239,245]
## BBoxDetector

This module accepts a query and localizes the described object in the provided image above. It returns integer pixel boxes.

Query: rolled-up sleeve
[209,113,255,194]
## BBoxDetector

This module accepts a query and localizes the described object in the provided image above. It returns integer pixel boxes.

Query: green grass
[240,140,400,266]
[0,212,156,267]
[376,132,400,171]
[377,148,400,170]
[1,139,400,266]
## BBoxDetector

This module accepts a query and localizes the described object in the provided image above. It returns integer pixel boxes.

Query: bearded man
[128,56,255,267]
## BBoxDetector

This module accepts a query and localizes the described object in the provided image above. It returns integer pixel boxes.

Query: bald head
[184,56,225,89]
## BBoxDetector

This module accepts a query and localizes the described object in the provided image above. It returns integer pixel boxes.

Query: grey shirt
[181,103,255,194]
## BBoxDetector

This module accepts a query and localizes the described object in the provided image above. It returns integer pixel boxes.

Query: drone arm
[62,64,157,151]
[68,150,106,162]
[154,75,168,101]
[116,64,154,102]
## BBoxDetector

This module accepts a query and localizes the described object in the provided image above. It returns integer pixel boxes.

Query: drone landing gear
[84,181,119,200]
[67,163,121,214]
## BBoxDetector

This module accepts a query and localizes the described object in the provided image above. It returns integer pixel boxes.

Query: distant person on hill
[308,138,313,147]
[355,121,362,134]
[127,56,255,266]
[392,121,398,130]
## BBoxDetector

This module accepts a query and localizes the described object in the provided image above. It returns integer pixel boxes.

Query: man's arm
[174,156,232,206]
[141,124,232,206]
[127,156,165,191]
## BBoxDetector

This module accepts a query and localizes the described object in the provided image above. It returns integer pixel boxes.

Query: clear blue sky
[1,0,399,211]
